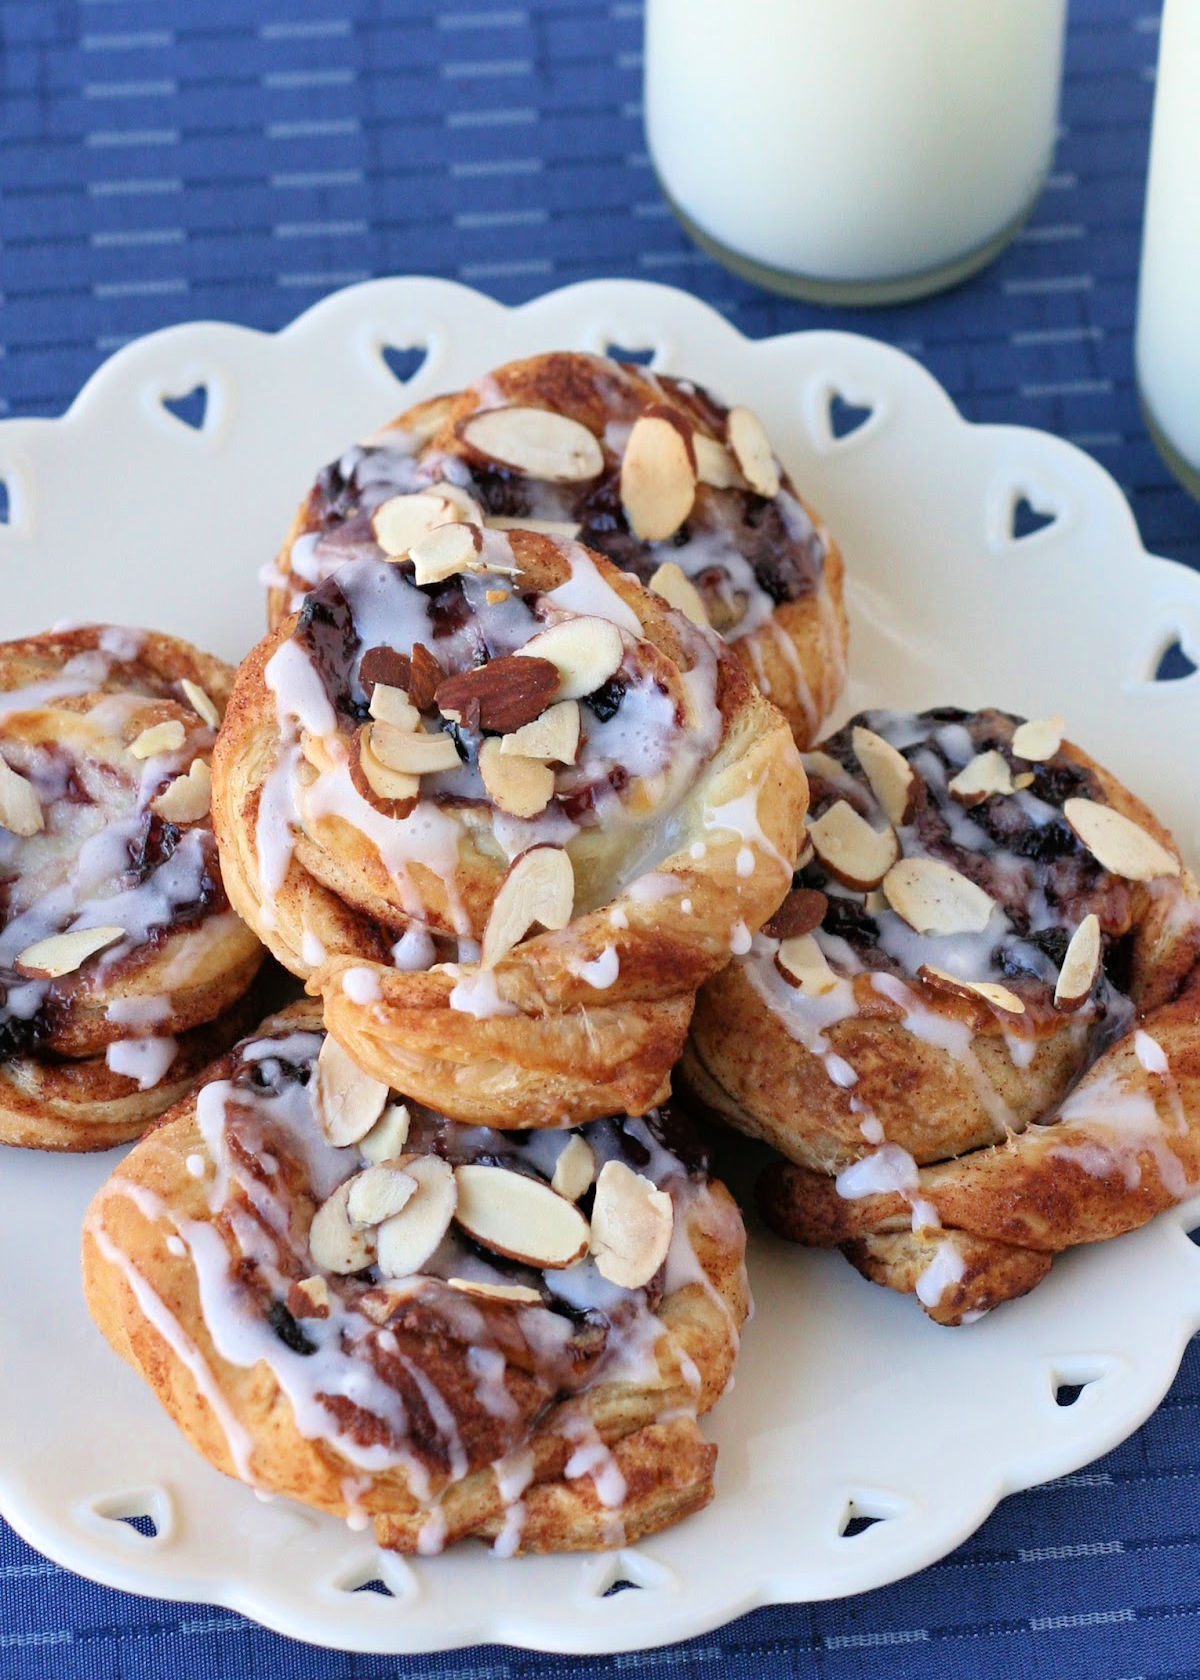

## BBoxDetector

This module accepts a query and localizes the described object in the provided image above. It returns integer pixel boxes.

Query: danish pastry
[215,527,807,1126]
[683,706,1200,1322]
[0,626,265,1150]
[82,1001,749,1555]
[263,351,847,745]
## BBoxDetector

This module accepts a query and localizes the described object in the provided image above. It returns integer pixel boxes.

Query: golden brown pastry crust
[82,1002,749,1554]
[265,351,847,745]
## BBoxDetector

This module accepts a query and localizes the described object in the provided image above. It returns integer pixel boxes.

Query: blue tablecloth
[4,1,1200,1674]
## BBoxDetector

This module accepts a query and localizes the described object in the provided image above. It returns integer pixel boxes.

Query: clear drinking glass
[644,0,1068,306]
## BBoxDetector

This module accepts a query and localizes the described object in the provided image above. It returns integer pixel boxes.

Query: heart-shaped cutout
[1010,494,1057,541]
[828,391,875,442]
[380,343,429,386]
[1153,638,1198,682]
[161,385,208,431]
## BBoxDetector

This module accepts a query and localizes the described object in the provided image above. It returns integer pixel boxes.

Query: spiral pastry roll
[684,707,1200,1323]
[216,526,806,1126]
[82,1002,749,1555]
[0,627,265,1150]
[263,351,847,746]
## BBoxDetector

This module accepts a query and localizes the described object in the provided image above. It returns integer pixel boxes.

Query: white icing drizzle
[105,1035,178,1089]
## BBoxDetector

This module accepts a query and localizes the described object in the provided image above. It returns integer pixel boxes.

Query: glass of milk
[1136,0,1200,497]
[644,0,1068,305]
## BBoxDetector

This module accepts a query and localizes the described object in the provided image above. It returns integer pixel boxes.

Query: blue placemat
[4,1,1200,1674]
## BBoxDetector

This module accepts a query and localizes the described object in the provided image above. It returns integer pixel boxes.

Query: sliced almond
[851,727,917,826]
[882,857,996,936]
[151,758,211,823]
[726,405,780,498]
[313,1034,390,1148]
[693,433,745,490]
[15,923,124,979]
[919,965,1026,1015]
[461,408,604,482]
[346,1163,418,1227]
[359,1102,411,1165]
[358,1280,425,1323]
[1063,798,1181,881]
[1014,771,1035,790]
[796,834,814,871]
[808,800,899,891]
[551,1134,595,1202]
[1054,912,1102,1011]
[308,1180,376,1275]
[589,1160,673,1290]
[180,678,221,728]
[948,750,1015,807]
[408,521,484,586]
[287,1275,330,1320]
[375,1154,457,1279]
[776,933,839,995]
[1011,716,1064,761]
[130,719,186,760]
[764,886,827,940]
[479,736,555,818]
[370,723,461,776]
[485,515,582,539]
[0,756,43,838]
[500,698,580,764]
[481,844,575,968]
[864,888,887,913]
[369,683,420,731]
[517,617,623,701]
[454,1163,590,1269]
[371,490,465,556]
[620,413,696,541]
[648,560,709,628]
[446,1277,542,1305]
[358,728,421,805]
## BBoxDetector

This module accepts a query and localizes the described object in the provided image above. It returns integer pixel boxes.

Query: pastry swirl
[216,528,807,1125]
[263,351,847,745]
[684,706,1200,1322]
[82,1002,749,1555]
[0,627,265,1150]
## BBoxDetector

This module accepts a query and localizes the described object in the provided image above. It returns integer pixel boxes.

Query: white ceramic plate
[2,277,1200,1656]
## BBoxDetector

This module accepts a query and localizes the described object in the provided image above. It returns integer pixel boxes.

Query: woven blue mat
[4,0,1200,1674]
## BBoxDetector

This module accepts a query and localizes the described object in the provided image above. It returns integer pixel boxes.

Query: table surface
[4,1,1200,1675]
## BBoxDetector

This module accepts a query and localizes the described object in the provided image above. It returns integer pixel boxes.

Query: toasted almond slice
[408,521,484,586]
[948,750,1015,807]
[151,758,211,823]
[883,857,996,935]
[313,1034,390,1148]
[15,923,124,979]
[461,407,604,481]
[693,433,745,490]
[369,683,420,731]
[808,799,899,891]
[454,1163,590,1269]
[1011,716,1064,761]
[796,834,815,871]
[371,490,464,557]
[358,1279,425,1323]
[130,719,186,760]
[1054,912,1102,1010]
[346,1162,418,1227]
[517,616,624,701]
[620,413,696,541]
[481,844,575,968]
[864,888,888,913]
[776,933,839,995]
[370,723,461,776]
[919,965,1026,1015]
[0,756,43,838]
[589,1160,673,1290]
[358,729,421,804]
[446,1277,543,1304]
[309,1181,375,1275]
[648,560,709,628]
[1014,771,1035,790]
[1063,798,1181,881]
[485,515,583,539]
[551,1134,595,1202]
[180,678,221,728]
[727,405,780,498]
[851,727,917,826]
[359,1101,411,1165]
[375,1154,457,1279]
[287,1276,330,1319]
[500,698,580,764]
[478,736,555,818]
